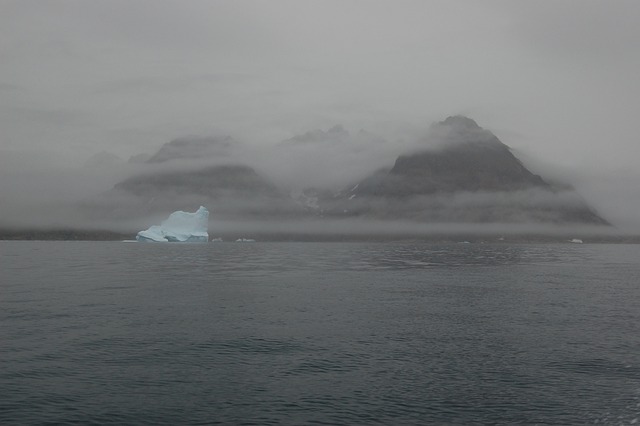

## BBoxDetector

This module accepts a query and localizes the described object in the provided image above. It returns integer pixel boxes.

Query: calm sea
[1,241,639,425]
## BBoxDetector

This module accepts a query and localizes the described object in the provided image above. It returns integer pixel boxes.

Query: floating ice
[569,238,583,244]
[136,206,209,242]
[235,238,256,242]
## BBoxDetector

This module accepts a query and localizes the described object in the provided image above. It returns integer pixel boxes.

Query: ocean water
[1,241,640,425]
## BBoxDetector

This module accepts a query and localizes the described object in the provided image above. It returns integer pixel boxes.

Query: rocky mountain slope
[356,116,548,196]
[109,136,297,219]
[317,116,608,224]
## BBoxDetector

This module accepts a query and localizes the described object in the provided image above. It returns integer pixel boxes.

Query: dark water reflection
[1,242,640,425]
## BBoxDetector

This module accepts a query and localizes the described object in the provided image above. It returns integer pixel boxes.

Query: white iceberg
[136,206,209,242]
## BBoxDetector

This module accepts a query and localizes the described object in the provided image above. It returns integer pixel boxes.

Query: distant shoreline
[2,228,640,244]
[0,229,132,241]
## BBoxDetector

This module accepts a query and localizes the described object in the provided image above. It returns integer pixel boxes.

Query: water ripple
[2,241,640,424]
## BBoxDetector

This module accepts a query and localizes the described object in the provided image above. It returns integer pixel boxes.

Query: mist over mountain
[100,115,608,230]
[280,124,350,146]
[115,165,279,198]
[146,135,235,163]
[100,136,297,221]
[83,151,125,169]
[303,116,608,225]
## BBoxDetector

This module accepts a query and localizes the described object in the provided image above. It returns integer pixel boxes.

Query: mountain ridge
[109,116,609,226]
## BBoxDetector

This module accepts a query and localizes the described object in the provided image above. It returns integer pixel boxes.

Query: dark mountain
[111,136,299,219]
[110,163,298,219]
[114,164,280,198]
[356,116,548,196]
[323,116,608,225]
[117,134,280,202]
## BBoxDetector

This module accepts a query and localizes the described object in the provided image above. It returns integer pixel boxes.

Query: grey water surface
[1,241,640,425]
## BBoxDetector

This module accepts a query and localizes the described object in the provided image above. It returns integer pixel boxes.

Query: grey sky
[1,0,639,228]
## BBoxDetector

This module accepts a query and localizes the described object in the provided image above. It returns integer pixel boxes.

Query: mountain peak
[440,115,481,130]
[283,124,349,145]
[428,115,499,148]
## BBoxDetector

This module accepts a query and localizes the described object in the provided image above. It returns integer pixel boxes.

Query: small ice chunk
[136,206,209,242]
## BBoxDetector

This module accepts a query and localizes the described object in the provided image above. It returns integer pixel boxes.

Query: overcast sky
[1,0,639,228]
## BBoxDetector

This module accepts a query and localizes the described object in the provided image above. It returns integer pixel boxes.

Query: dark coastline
[0,229,132,241]
[2,228,640,244]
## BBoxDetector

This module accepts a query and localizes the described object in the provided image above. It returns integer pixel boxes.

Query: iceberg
[136,206,209,242]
